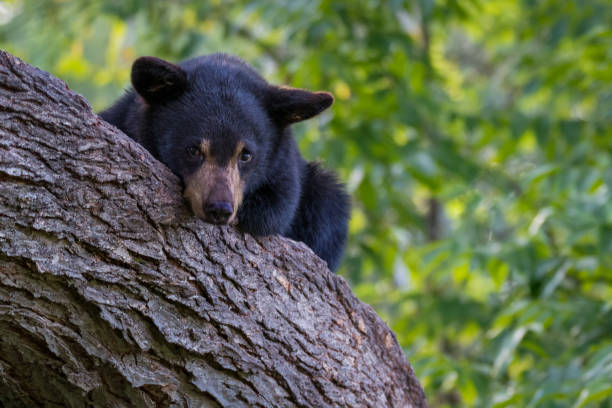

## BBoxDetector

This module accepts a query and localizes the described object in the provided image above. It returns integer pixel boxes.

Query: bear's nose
[204,201,233,224]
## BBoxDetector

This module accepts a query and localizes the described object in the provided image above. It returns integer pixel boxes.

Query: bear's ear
[131,56,187,103]
[266,86,334,126]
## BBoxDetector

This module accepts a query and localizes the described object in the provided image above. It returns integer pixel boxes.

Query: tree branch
[0,50,426,407]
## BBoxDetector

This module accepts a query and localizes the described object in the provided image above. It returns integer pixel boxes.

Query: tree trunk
[0,50,427,408]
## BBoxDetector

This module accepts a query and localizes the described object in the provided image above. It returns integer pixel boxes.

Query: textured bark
[0,50,427,408]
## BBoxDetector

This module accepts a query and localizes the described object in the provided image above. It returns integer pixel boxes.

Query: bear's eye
[239,149,253,163]
[186,146,202,158]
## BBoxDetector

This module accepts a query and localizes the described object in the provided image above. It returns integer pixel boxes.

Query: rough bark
[0,50,427,408]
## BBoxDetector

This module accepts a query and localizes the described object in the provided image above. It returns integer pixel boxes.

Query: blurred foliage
[1,0,611,406]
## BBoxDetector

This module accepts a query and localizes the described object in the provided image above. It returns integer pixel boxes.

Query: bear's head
[130,55,333,225]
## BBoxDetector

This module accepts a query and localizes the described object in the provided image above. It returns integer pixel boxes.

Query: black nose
[204,201,233,224]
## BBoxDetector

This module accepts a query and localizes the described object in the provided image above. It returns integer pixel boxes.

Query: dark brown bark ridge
[0,50,427,408]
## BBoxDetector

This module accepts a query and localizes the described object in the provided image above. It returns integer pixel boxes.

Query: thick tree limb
[0,50,427,408]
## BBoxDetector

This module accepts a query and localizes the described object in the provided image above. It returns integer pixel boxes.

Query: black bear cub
[100,54,349,271]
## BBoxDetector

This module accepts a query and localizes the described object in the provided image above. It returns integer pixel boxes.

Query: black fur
[100,54,349,271]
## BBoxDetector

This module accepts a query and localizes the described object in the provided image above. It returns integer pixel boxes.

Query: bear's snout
[183,159,244,225]
[204,201,233,224]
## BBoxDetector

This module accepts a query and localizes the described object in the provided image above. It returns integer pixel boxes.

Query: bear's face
[145,85,273,225]
[130,55,333,225]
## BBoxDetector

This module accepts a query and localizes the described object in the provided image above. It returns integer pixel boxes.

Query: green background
[1,0,611,406]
